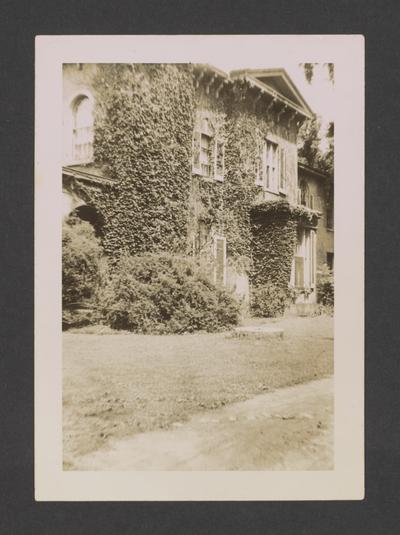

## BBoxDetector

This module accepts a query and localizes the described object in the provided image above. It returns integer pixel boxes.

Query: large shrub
[250,282,288,318]
[62,217,103,307]
[316,264,334,306]
[97,253,240,333]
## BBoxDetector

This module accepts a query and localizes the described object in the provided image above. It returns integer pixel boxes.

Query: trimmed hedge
[97,253,240,334]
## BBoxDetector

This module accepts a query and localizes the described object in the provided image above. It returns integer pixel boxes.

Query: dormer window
[72,95,94,163]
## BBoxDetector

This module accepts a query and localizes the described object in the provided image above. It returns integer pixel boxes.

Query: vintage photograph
[61,60,335,471]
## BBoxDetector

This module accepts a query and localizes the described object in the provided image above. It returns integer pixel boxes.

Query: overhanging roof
[230,68,313,119]
[298,162,329,180]
[63,165,116,185]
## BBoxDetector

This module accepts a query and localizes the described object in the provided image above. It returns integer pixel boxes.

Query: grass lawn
[63,315,333,467]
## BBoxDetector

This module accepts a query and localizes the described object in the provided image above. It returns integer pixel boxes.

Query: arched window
[72,95,94,162]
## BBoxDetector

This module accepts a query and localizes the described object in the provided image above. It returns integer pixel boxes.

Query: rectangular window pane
[265,140,278,191]
[200,133,211,177]
[295,256,304,288]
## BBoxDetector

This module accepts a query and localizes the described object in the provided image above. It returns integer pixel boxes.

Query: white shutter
[279,147,286,192]
[192,130,202,174]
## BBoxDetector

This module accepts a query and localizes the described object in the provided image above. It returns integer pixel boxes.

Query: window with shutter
[200,133,212,177]
[192,130,201,174]
[265,139,279,192]
[192,115,224,181]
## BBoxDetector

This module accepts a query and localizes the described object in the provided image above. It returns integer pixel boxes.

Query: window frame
[66,90,95,165]
[192,114,225,182]
[255,136,286,194]
[294,227,316,290]
[278,146,287,194]
[264,138,279,193]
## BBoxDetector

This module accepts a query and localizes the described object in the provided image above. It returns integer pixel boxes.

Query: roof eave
[298,162,330,180]
[230,68,314,119]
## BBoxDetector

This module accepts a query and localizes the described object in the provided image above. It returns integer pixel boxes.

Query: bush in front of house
[316,264,334,307]
[97,253,241,334]
[62,218,104,327]
[250,282,288,318]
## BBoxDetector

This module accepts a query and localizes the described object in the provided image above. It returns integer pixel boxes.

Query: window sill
[198,175,224,183]
[265,188,280,195]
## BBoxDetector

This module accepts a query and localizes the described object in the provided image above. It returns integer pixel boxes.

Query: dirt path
[70,377,333,471]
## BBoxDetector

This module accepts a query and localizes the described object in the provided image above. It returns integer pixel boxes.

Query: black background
[1,0,399,533]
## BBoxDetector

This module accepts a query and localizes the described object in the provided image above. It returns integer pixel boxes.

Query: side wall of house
[298,168,334,269]
[189,83,300,303]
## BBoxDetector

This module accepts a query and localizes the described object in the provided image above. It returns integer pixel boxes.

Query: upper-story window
[192,116,224,181]
[265,139,279,191]
[298,179,315,209]
[255,137,287,193]
[72,95,94,163]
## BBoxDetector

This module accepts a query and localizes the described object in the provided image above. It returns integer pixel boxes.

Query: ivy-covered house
[62,63,325,307]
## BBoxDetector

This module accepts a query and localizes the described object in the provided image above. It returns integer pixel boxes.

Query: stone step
[233,324,284,339]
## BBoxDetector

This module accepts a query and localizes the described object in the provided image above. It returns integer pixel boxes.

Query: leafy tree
[301,63,334,84]
[298,117,334,178]
[298,115,322,169]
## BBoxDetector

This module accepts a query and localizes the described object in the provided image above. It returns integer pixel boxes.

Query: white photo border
[35,34,364,501]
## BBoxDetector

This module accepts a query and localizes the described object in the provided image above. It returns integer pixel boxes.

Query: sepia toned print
[35,34,364,501]
[62,62,334,471]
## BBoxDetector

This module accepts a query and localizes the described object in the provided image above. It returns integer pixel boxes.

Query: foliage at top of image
[301,63,334,85]
[297,116,334,177]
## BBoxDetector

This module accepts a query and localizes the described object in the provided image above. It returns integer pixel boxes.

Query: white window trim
[192,114,225,182]
[278,146,287,195]
[256,137,281,194]
[294,227,317,290]
[65,89,95,166]
[213,234,227,285]
[265,138,279,194]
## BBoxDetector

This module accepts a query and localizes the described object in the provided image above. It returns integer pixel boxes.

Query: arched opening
[69,205,104,238]
[71,95,94,162]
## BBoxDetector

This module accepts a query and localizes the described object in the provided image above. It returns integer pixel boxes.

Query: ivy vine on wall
[78,64,196,257]
[71,65,310,296]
